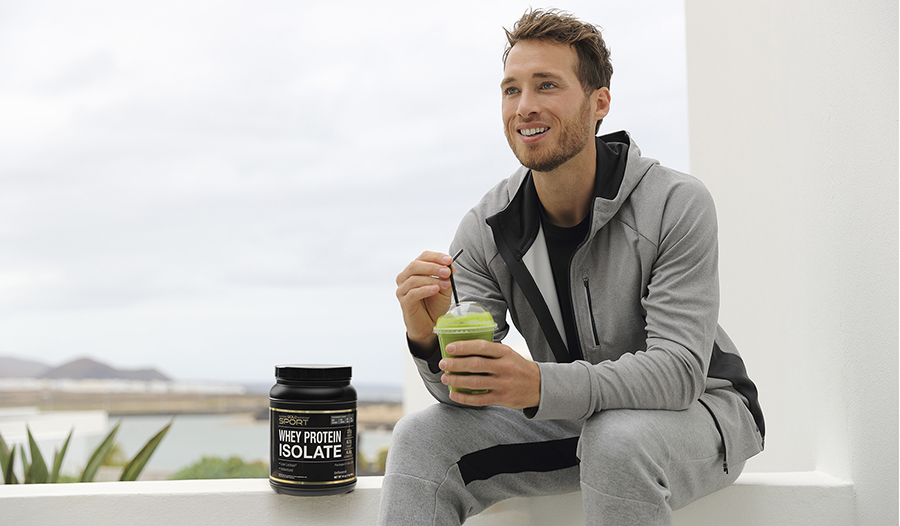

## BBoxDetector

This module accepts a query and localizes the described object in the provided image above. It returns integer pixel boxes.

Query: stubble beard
[505,96,595,173]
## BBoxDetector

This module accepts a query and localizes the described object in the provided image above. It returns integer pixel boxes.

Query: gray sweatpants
[377,401,742,526]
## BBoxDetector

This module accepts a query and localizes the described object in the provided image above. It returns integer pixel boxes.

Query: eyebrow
[500,72,563,87]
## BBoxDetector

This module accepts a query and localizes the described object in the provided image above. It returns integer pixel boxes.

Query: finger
[419,250,454,265]
[397,284,440,311]
[445,340,504,358]
[445,373,531,408]
[439,355,490,375]
[447,386,495,407]
[395,258,453,287]
[442,371,491,392]
[395,275,450,302]
[398,285,454,327]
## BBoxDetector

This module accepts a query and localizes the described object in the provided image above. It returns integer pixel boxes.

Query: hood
[589,130,658,231]
[488,130,658,260]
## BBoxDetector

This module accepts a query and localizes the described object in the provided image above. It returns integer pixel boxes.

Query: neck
[532,139,597,228]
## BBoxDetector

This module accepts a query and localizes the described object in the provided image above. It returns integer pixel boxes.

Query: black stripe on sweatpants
[457,436,580,485]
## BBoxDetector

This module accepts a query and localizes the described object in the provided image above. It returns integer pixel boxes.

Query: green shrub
[0,419,171,484]
[169,456,267,480]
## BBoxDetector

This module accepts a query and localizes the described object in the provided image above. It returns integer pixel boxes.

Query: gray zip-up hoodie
[413,131,764,472]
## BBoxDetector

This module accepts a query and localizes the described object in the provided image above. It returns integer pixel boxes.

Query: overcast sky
[0,0,689,386]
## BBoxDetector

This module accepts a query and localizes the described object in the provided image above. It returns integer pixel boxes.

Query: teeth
[520,127,548,137]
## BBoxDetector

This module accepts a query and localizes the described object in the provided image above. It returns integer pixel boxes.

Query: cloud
[0,0,690,384]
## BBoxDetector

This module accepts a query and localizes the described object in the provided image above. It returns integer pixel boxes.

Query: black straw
[449,248,463,304]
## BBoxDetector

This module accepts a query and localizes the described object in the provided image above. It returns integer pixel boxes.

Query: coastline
[1,389,402,479]
[0,389,402,427]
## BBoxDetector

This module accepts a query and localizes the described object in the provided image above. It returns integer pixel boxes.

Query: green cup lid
[433,302,497,333]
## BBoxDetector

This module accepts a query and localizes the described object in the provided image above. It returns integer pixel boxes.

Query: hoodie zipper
[698,399,729,474]
[582,277,600,347]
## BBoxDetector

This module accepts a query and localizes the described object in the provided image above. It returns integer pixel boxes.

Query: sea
[108,414,392,474]
[103,384,401,476]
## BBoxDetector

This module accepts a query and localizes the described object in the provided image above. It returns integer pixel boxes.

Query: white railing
[1,471,853,526]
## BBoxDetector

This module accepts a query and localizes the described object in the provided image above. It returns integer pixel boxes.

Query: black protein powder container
[269,364,357,496]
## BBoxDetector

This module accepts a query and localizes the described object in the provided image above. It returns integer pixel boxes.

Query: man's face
[501,39,609,173]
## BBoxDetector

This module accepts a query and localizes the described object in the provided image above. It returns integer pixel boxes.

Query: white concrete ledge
[0,472,854,526]
[476,471,855,526]
[672,471,855,526]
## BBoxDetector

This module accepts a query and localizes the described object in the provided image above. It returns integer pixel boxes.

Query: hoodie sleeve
[529,173,720,420]
[408,337,463,407]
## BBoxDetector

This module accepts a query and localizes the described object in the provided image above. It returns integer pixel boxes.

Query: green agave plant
[0,419,172,484]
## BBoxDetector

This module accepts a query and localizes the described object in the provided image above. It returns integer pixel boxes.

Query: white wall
[684,0,898,524]
[0,473,856,526]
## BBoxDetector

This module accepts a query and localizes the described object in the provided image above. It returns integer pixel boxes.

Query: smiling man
[381,9,765,526]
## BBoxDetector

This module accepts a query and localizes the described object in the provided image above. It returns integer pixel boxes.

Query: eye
[539,81,556,89]
[503,86,520,96]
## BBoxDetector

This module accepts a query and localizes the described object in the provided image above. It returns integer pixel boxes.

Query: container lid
[275,364,352,381]
[433,301,497,334]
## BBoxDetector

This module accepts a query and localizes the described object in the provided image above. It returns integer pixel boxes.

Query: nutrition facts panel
[331,413,355,426]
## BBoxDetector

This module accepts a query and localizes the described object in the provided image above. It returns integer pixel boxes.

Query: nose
[517,88,539,118]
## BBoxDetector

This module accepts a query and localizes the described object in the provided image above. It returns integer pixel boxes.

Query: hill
[42,357,170,381]
[0,356,49,378]
[0,355,170,381]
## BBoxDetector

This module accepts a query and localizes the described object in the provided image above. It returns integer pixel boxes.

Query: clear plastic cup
[433,302,497,394]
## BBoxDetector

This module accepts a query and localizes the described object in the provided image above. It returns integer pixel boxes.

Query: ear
[593,87,611,121]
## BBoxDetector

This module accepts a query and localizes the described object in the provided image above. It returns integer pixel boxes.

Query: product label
[270,408,356,486]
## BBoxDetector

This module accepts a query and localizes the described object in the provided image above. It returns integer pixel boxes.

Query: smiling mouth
[519,127,549,137]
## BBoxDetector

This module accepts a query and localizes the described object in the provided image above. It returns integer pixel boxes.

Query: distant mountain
[42,357,170,381]
[0,356,49,378]
[0,355,170,381]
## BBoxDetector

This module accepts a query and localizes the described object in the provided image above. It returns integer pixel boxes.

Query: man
[381,9,764,526]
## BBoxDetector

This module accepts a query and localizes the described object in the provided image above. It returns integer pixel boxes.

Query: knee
[386,404,466,472]
[389,407,433,459]
[389,409,427,454]
[577,411,673,509]
[578,410,666,474]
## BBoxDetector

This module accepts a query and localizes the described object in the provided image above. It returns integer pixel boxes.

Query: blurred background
[0,0,690,388]
[0,0,692,480]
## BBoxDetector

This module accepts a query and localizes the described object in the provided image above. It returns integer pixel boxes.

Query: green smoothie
[433,302,497,394]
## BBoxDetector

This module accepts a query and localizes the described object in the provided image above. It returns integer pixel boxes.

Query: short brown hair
[503,8,613,94]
